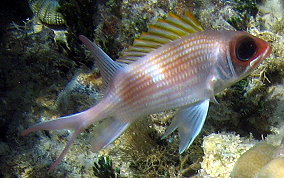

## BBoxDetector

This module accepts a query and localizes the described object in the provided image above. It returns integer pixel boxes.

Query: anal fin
[91,117,130,152]
[162,99,209,153]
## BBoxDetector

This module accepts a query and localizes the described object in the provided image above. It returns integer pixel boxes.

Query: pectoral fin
[162,99,209,153]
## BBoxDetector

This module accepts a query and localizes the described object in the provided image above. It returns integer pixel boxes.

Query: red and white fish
[22,12,272,170]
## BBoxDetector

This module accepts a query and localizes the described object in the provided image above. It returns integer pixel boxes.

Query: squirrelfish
[22,12,271,170]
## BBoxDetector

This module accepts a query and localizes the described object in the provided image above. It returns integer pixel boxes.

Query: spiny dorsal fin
[79,35,124,89]
[117,11,204,64]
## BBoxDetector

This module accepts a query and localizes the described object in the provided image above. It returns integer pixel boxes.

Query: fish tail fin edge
[21,108,102,171]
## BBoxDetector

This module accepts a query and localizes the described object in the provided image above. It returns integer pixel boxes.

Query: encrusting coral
[231,142,278,177]
[198,133,256,178]
[199,124,284,177]
[257,157,284,178]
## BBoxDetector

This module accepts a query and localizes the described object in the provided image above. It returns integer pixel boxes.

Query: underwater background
[1,0,284,177]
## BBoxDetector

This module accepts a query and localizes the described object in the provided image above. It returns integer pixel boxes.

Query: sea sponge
[199,133,255,178]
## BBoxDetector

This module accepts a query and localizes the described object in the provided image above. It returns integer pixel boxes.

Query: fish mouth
[249,42,272,68]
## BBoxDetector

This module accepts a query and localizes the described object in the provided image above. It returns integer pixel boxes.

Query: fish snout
[248,36,272,68]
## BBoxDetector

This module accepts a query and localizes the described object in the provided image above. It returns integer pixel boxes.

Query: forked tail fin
[21,108,99,171]
[21,35,132,171]
[21,107,131,171]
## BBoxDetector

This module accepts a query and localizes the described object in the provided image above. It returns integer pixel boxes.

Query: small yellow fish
[22,12,272,171]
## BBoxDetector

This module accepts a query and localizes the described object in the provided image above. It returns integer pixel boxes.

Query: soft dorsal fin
[79,35,124,88]
[117,11,204,64]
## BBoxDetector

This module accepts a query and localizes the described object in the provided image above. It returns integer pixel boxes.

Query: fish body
[109,30,267,118]
[22,13,271,171]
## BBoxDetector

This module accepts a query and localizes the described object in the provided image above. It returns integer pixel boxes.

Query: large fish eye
[236,37,257,61]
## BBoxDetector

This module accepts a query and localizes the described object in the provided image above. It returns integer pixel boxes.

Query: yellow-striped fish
[22,12,272,171]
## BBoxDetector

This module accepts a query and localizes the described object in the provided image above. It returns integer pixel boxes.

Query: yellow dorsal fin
[117,11,204,64]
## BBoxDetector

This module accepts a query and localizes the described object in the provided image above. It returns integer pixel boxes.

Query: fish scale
[114,47,213,117]
[120,36,216,94]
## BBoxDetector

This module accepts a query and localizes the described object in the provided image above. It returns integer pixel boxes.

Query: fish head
[216,31,272,87]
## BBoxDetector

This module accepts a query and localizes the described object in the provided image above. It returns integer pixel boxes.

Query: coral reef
[199,124,284,177]
[2,0,284,177]
[197,1,284,173]
[0,24,78,177]
[231,141,284,178]
[55,70,102,114]
[113,118,180,177]
[257,157,284,177]
[258,0,284,34]
[227,0,258,30]
[231,142,278,177]
[108,112,204,177]
[231,124,284,177]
